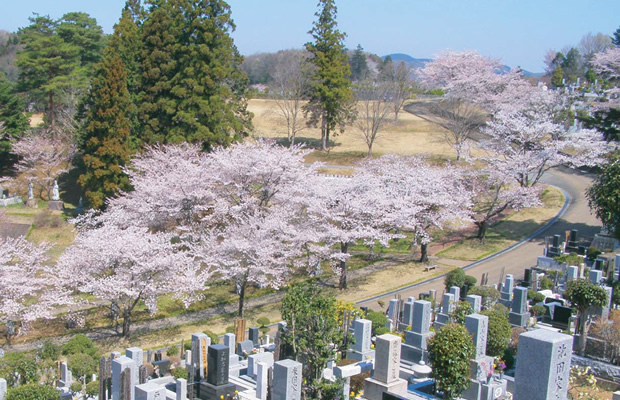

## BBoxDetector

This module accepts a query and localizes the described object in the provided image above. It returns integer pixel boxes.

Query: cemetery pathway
[356,165,600,308]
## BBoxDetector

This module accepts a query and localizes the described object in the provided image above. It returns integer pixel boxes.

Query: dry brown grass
[248,99,459,160]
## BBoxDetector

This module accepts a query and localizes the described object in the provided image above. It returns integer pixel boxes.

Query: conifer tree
[304,0,354,151]
[78,52,132,209]
[0,73,29,172]
[139,0,252,148]
[349,44,369,82]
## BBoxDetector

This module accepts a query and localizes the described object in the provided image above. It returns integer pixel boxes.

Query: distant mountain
[382,53,432,69]
[383,53,544,78]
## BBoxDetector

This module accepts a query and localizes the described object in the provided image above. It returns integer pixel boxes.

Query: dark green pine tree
[0,73,30,173]
[349,44,369,82]
[56,12,105,71]
[304,0,354,151]
[612,26,620,47]
[78,52,133,210]
[139,0,252,148]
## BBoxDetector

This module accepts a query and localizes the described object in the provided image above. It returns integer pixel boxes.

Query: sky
[1,0,618,72]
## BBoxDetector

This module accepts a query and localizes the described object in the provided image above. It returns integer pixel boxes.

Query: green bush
[365,310,389,336]
[502,348,515,370]
[481,305,512,357]
[68,352,98,382]
[428,323,475,399]
[528,291,546,303]
[204,330,219,345]
[171,366,188,380]
[36,340,60,361]
[86,380,99,399]
[225,326,235,334]
[450,301,474,324]
[468,286,500,310]
[0,352,38,387]
[6,384,58,400]
[586,247,602,261]
[62,334,99,359]
[554,252,582,266]
[184,341,192,351]
[166,345,179,357]
[257,316,270,335]
[70,381,83,394]
[539,276,554,290]
[531,305,547,318]
[444,268,466,293]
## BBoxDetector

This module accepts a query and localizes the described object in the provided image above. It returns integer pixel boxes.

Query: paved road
[357,166,600,308]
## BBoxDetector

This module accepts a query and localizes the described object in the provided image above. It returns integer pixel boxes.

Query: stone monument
[364,334,408,400]
[273,359,302,400]
[346,318,375,361]
[48,180,64,210]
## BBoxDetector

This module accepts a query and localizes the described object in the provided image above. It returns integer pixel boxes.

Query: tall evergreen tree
[78,50,133,210]
[551,65,564,87]
[16,15,81,130]
[612,26,620,47]
[304,0,354,151]
[139,0,252,148]
[349,44,369,82]
[57,12,105,70]
[0,73,29,172]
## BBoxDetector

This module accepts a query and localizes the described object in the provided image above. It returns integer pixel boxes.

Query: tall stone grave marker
[273,359,302,400]
[509,287,530,327]
[191,333,210,380]
[450,286,461,301]
[248,352,274,379]
[402,300,434,364]
[567,265,579,282]
[434,293,455,328]
[59,361,73,387]
[125,347,143,386]
[248,327,260,346]
[200,344,236,400]
[347,319,375,361]
[0,378,6,400]
[111,356,137,400]
[364,334,408,400]
[401,299,414,328]
[589,269,603,284]
[466,295,482,313]
[500,274,514,307]
[255,362,269,400]
[514,329,573,400]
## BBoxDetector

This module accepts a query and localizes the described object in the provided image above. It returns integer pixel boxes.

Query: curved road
[357,166,601,308]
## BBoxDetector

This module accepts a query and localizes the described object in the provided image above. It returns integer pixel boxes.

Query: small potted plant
[494,359,506,379]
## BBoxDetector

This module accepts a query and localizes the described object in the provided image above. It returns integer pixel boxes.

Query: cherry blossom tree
[11,132,73,200]
[358,155,472,262]
[0,236,68,337]
[468,170,541,239]
[591,47,620,81]
[58,209,209,338]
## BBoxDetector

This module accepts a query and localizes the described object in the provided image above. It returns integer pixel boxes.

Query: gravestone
[135,382,165,400]
[364,334,408,400]
[273,359,302,400]
[466,295,482,313]
[236,340,254,356]
[347,319,375,361]
[434,293,455,328]
[465,314,488,359]
[509,287,530,327]
[387,299,400,322]
[567,265,579,282]
[48,180,64,210]
[592,286,613,320]
[247,352,274,379]
[514,329,573,400]
[60,361,73,387]
[191,333,210,380]
[176,378,187,400]
[450,286,461,301]
[126,347,143,385]
[401,300,414,328]
[248,327,260,346]
[589,269,603,284]
[500,275,514,307]
[111,356,137,400]
[199,344,236,400]
[334,361,373,400]
[256,362,269,400]
[223,333,239,366]
[402,300,434,364]
[566,229,579,252]
[0,378,6,400]
[428,289,436,300]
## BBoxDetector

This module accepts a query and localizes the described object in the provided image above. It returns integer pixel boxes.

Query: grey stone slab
[111,356,137,400]
[236,340,254,356]
[256,362,269,400]
[470,355,494,382]
[465,314,489,359]
[223,333,236,358]
[273,359,302,400]
[199,381,236,400]
[0,378,6,400]
[512,287,528,314]
[363,377,407,400]
[191,332,210,380]
[590,269,603,284]
[175,378,186,400]
[400,343,428,364]
[247,352,274,379]
[404,330,433,350]
[134,382,165,400]
[207,344,229,386]
[514,329,573,400]
[567,265,579,281]
[412,300,432,334]
[466,295,482,313]
[441,293,455,315]
[374,334,401,384]
[387,299,400,321]
[449,286,461,301]
[249,327,260,345]
[503,274,514,294]
[509,311,530,327]
[402,301,414,327]
[352,318,372,353]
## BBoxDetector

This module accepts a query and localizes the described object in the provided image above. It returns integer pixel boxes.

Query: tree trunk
[321,114,327,151]
[339,242,349,289]
[122,311,131,339]
[476,220,488,239]
[367,143,373,157]
[419,242,428,263]
[48,90,55,132]
[238,280,247,318]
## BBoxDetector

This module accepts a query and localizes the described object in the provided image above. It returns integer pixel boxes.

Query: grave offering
[514,330,573,400]
[364,334,408,400]
[346,318,375,361]
[273,359,302,400]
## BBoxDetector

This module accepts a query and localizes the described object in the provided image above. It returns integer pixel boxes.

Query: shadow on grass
[273,136,339,150]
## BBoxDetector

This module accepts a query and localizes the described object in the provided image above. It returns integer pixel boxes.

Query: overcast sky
[1,0,618,72]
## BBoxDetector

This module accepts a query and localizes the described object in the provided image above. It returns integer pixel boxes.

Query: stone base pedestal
[25,198,38,208]
[462,379,507,400]
[363,377,407,400]
[48,200,64,210]
[509,312,530,327]
[400,343,428,365]
[199,381,236,400]
[405,331,433,349]
[346,349,375,362]
[470,356,494,382]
